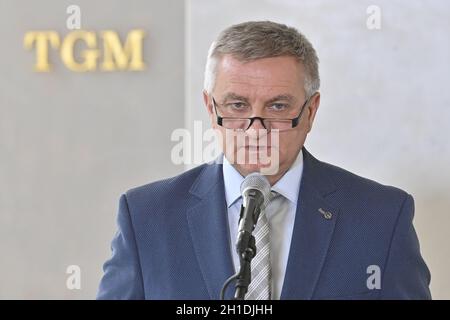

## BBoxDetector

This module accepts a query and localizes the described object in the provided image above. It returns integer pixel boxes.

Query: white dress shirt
[222,150,304,299]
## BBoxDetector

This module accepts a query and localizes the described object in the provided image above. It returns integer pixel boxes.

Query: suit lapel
[280,147,339,299]
[186,162,235,299]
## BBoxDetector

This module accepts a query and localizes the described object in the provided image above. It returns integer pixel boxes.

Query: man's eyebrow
[221,93,250,103]
[265,94,296,104]
[221,93,296,104]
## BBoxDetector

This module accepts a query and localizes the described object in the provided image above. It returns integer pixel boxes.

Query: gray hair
[204,21,320,99]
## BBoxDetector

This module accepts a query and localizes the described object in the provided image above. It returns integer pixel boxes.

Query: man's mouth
[243,145,272,152]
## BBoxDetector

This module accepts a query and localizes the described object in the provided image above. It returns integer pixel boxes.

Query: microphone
[233,172,271,299]
[237,172,272,250]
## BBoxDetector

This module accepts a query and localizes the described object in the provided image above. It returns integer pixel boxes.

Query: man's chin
[225,147,281,176]
[234,162,280,176]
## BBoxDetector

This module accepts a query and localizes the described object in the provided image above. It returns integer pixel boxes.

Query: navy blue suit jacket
[97,147,431,299]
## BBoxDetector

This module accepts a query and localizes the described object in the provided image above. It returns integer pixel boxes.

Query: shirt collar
[222,149,304,208]
[271,149,303,204]
[222,155,245,208]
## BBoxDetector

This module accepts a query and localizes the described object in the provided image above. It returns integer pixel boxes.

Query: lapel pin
[318,208,333,220]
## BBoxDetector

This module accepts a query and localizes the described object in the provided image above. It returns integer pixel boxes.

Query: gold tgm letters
[24,29,146,72]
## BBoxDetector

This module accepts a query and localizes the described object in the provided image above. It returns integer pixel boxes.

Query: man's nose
[246,118,269,141]
[248,118,266,130]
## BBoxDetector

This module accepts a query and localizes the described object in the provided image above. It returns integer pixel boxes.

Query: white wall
[186,0,450,299]
[0,0,185,299]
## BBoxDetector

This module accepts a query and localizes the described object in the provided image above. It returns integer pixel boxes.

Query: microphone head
[240,172,272,208]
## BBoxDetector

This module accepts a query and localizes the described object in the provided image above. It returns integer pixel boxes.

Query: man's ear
[203,90,218,127]
[306,92,320,133]
[203,90,213,115]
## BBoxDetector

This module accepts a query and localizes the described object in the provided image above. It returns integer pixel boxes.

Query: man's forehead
[217,54,303,75]
[215,55,304,93]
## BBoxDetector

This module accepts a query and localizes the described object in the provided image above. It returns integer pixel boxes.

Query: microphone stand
[220,188,264,300]
[234,230,256,299]
[233,194,259,300]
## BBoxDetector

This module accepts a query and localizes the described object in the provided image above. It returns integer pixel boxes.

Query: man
[97,21,431,299]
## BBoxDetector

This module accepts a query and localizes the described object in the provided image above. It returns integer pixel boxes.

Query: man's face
[203,55,320,183]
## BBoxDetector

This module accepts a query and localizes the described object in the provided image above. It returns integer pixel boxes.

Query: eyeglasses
[212,94,315,132]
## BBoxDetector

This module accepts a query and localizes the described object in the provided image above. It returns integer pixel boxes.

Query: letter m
[101,29,145,71]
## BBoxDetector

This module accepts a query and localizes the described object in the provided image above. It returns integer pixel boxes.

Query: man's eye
[270,103,288,111]
[227,103,247,110]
